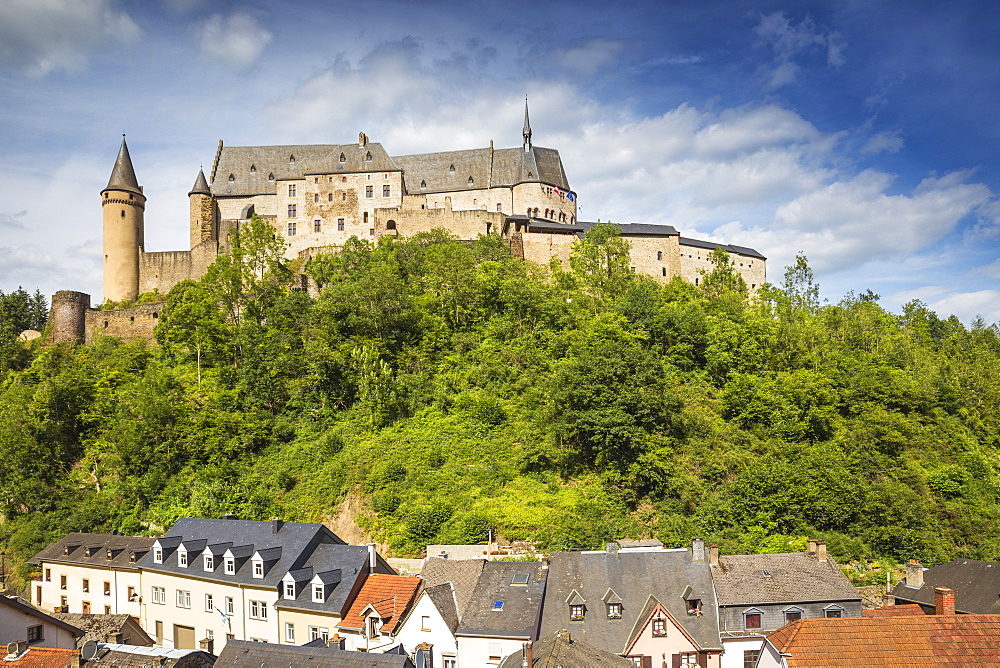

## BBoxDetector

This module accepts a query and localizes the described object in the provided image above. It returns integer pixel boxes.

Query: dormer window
[365,151,372,161]
[420,180,426,189]
[224,557,235,575]
[250,165,256,173]
[84,548,93,558]
[153,547,162,564]
[824,605,843,618]
[570,604,584,621]
[449,164,455,173]
[285,582,295,600]
[289,155,295,165]
[268,173,275,182]
[340,153,346,163]
[204,554,214,571]
[179,550,188,567]
[468,177,474,186]
[312,584,324,603]
[228,174,235,183]
[744,609,763,629]
[129,552,136,564]
[253,560,264,578]
[686,599,702,616]
[63,546,69,556]
[106,549,113,560]
[607,602,622,619]
[784,607,803,623]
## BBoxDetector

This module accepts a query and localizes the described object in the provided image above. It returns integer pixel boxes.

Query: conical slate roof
[189,168,210,195]
[103,137,142,196]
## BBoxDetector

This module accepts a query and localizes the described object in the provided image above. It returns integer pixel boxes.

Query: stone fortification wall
[376,201,507,240]
[678,244,766,292]
[139,241,220,295]
[49,291,91,344]
[84,303,163,346]
[624,236,682,282]
[519,232,576,268]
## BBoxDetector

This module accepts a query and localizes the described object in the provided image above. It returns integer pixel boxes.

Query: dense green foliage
[2,219,1000,588]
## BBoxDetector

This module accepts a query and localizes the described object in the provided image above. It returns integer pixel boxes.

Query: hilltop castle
[54,107,765,343]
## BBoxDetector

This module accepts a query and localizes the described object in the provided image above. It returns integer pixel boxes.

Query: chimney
[272,518,284,533]
[199,637,214,655]
[605,541,619,554]
[367,543,377,571]
[220,513,236,520]
[521,641,534,667]
[807,538,819,554]
[935,587,956,615]
[906,559,924,588]
[6,641,27,659]
[691,537,706,562]
[815,540,827,562]
[708,543,719,567]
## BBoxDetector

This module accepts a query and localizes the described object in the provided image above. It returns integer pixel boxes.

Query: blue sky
[1,0,998,322]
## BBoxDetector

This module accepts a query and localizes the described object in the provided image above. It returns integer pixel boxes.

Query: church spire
[523,97,532,151]
[104,136,142,196]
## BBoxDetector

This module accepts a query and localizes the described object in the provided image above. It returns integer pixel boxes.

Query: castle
[53,106,765,343]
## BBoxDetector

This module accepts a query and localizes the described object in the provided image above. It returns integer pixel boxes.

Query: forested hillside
[2,219,999,589]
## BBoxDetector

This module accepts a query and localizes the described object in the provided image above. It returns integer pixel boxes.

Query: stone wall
[84,303,163,346]
[139,241,220,295]
[625,235,682,282]
[49,291,91,344]
[375,201,507,240]
[678,244,766,292]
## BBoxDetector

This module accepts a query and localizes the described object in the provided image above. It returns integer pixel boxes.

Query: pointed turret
[523,97,532,151]
[103,137,142,196]
[189,168,210,196]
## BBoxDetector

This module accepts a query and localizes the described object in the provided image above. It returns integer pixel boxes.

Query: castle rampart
[84,303,162,346]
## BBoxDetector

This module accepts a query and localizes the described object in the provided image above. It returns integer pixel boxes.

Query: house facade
[0,595,82,649]
[390,583,462,668]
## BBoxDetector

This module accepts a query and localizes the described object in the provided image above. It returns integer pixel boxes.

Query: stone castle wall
[139,240,220,295]
[84,303,163,346]
[49,291,91,344]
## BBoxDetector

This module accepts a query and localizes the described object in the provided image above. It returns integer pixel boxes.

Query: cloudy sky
[1,0,999,322]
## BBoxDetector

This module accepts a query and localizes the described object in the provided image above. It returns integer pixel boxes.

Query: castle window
[342,176,347,182]
[363,212,368,224]
[288,204,297,217]
[342,192,346,201]
[497,204,502,211]
[657,251,663,260]
[250,165,256,173]
[129,193,134,200]
[288,184,296,197]
[695,278,699,285]
[329,177,333,182]
[289,155,295,164]
[287,221,297,236]
[228,174,235,183]
[314,220,321,233]
[369,228,375,236]
[337,218,345,231]
[121,210,126,218]
[365,151,372,161]
[386,220,396,230]
[366,186,373,198]
[104,321,108,328]
[340,153,346,162]
[314,194,319,203]
[468,176,474,186]
[383,185,390,197]
[662,268,666,276]
[314,177,319,184]
[328,194,333,202]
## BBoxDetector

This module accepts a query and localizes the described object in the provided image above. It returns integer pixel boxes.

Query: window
[468,177,474,186]
[366,185,373,198]
[179,551,187,567]
[288,184,296,197]
[339,153,346,163]
[342,192,346,200]
[680,653,698,665]
[155,621,163,645]
[224,597,234,615]
[443,657,457,668]
[151,587,166,605]
[570,604,584,621]
[45,569,50,582]
[285,623,295,643]
[314,193,319,203]
[825,607,843,618]
[284,582,295,599]
[488,643,502,661]
[743,650,761,668]
[82,579,89,593]
[365,151,372,161]
[309,626,328,642]
[449,164,456,173]
[103,581,111,596]
[511,573,530,585]
[249,599,268,620]
[652,619,666,637]
[421,615,431,631]
[420,180,427,189]
[81,601,91,614]
[314,220,321,233]
[784,609,802,623]
[287,221,297,236]
[312,584,324,603]
[153,547,162,563]
[35,586,41,605]
[253,560,264,578]
[60,575,67,590]
[686,599,702,615]
[287,204,297,218]
[224,557,235,574]
[337,218,345,231]
[205,593,214,612]
[289,155,295,165]
[608,602,622,619]
[369,228,375,236]
[204,555,214,571]
[60,596,67,608]
[744,611,762,629]
[497,203,502,212]
[176,590,191,609]
[27,625,42,643]
[127,586,136,601]
[314,177,319,184]
[228,174,235,183]
[104,605,111,614]
[342,176,347,182]
[383,185,390,197]
[657,251,663,260]
[250,165,256,174]
[328,193,333,202]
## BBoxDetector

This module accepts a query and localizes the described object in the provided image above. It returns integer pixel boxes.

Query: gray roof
[392,145,569,194]
[0,595,84,637]
[215,640,413,668]
[29,532,154,570]
[499,630,635,668]
[679,236,766,260]
[423,583,461,633]
[713,552,861,606]
[189,169,210,196]
[456,562,546,640]
[211,144,348,197]
[104,138,141,196]
[89,643,215,667]
[540,549,721,653]
[421,558,485,620]
[893,559,1000,614]
[50,614,151,646]
[579,222,680,238]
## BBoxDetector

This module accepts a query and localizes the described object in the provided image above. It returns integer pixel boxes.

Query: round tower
[102,136,145,303]
[49,290,91,344]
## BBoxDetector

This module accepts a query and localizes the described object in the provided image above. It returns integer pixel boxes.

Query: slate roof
[1,647,79,667]
[540,549,721,653]
[338,574,422,633]
[498,630,635,668]
[422,583,461,633]
[29,533,153,570]
[678,236,766,260]
[394,146,569,194]
[420,558,485,620]
[892,559,1000,614]
[277,543,390,615]
[87,643,216,667]
[455,562,546,640]
[211,144,347,197]
[578,222,680,237]
[189,169,210,196]
[104,138,142,196]
[49,613,151,646]
[0,595,85,638]
[764,615,1000,667]
[712,552,860,606]
[215,640,413,667]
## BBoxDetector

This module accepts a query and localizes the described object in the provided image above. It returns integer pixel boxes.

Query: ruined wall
[139,241,220,295]
[49,291,91,344]
[84,303,163,346]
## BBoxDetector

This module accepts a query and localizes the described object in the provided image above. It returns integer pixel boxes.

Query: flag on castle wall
[567,191,576,202]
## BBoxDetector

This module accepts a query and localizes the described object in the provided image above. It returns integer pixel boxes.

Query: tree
[569,223,632,303]
[781,253,820,313]
[699,248,747,298]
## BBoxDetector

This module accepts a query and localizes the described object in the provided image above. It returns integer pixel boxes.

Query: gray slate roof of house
[892,559,1000,614]
[0,595,84,637]
[423,583,461,633]
[29,533,154,570]
[679,237,766,260]
[421,558,485,620]
[393,146,569,194]
[498,630,636,668]
[712,552,860,606]
[50,614,150,646]
[456,562,547,640]
[540,549,721,653]
[104,138,142,196]
[90,643,215,667]
[215,640,413,667]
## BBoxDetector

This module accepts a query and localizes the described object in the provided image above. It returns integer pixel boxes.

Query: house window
[224,557,235,574]
[60,575,67,590]
[129,551,136,564]
[314,194,319,203]
[288,204,297,218]
[225,597,234,615]
[179,551,187,567]
[151,587,166,605]
[784,609,802,623]
[314,220,321,233]
[652,619,666,637]
[27,625,42,643]
[367,617,379,638]
[284,582,295,599]
[288,221,297,236]
[383,185,390,197]
[204,555,214,571]
[686,599,702,615]
[366,185,373,198]
[153,548,162,563]
[825,607,843,618]
[342,192,347,200]
[82,579,89,593]
[285,623,295,643]
[421,616,431,631]
[443,657,457,668]
[468,177,474,186]
[488,643,502,661]
[312,584,324,602]
[81,601,91,614]
[45,569,50,582]
[35,586,41,605]
[657,251,663,260]
[662,268,667,276]
[176,590,191,609]
[328,193,333,202]
[205,593,214,612]
[744,611,762,629]
[253,561,264,578]
[743,650,761,668]
[339,153,346,163]
[127,586,136,601]
[608,603,622,619]
[103,581,111,596]
[60,596,67,608]
[337,218,345,231]
[309,627,328,642]
[249,599,268,620]
[570,604,584,621]
[679,654,698,665]
[288,185,296,197]
[369,228,375,236]
[206,630,214,640]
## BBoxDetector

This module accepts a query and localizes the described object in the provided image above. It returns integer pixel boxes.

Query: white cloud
[196,12,272,72]
[524,37,625,77]
[975,258,1000,279]
[754,12,846,89]
[860,130,904,155]
[0,0,139,76]
[927,290,1000,324]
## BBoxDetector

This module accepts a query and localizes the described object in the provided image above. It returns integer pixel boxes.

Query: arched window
[386,220,396,230]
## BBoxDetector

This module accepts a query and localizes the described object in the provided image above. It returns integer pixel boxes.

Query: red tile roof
[5,647,80,667]
[862,604,926,617]
[766,615,1000,666]
[339,573,422,633]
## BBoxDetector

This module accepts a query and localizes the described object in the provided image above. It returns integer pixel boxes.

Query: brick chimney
[906,560,924,588]
[708,543,719,567]
[935,587,956,615]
